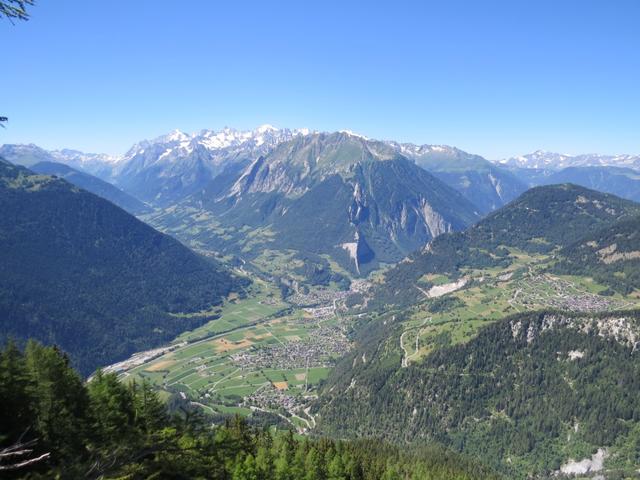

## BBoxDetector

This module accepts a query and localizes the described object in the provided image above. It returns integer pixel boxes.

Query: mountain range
[5,129,640,213]
[4,128,640,283]
[183,131,482,274]
[500,149,640,170]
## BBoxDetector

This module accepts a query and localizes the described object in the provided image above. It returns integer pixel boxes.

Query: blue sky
[2,0,639,158]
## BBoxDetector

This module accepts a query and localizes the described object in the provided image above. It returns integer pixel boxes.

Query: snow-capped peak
[116,125,316,172]
[499,150,640,170]
[339,130,369,140]
[154,129,191,144]
[255,124,277,133]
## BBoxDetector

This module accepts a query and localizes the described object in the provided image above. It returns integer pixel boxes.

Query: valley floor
[106,276,361,432]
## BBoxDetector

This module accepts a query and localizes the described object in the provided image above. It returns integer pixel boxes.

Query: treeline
[0,340,498,479]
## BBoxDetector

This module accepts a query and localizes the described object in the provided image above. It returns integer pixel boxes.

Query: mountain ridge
[0,161,245,374]
[29,160,150,214]
[182,131,481,274]
[372,183,640,308]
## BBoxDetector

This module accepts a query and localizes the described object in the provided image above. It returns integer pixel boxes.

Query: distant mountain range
[0,143,119,178]
[3,127,640,276]
[0,126,526,213]
[111,125,314,206]
[4,129,640,213]
[500,149,640,170]
[392,143,527,213]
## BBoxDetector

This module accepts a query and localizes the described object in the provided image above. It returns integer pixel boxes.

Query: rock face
[510,313,640,350]
[194,132,480,274]
[559,448,607,476]
[111,126,311,206]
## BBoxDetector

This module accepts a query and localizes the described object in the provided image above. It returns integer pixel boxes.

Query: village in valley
[397,252,640,367]
[112,276,361,433]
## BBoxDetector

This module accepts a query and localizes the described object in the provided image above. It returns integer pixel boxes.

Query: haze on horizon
[2,0,639,159]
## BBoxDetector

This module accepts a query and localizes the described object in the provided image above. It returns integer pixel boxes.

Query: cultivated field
[400,249,640,365]
[120,280,353,431]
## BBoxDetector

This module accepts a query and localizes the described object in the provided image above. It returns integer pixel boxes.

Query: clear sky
[2,0,639,159]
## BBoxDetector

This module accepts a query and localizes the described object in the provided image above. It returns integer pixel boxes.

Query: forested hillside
[554,214,640,294]
[0,161,245,374]
[0,341,500,480]
[315,310,640,478]
[374,184,640,308]
[30,161,149,214]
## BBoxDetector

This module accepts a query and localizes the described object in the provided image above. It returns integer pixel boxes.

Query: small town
[230,324,351,370]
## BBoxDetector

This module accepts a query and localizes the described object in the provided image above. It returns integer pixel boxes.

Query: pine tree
[88,370,135,444]
[0,340,33,444]
[131,379,167,434]
[24,341,89,462]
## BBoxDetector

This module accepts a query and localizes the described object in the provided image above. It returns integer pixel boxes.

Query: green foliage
[316,310,640,478]
[554,214,640,294]
[0,0,33,22]
[0,341,499,479]
[291,252,351,289]
[0,162,247,374]
[428,295,466,313]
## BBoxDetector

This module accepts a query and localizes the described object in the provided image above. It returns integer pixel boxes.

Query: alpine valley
[3,127,640,479]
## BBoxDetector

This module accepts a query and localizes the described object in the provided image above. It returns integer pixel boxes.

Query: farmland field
[119,278,352,432]
[398,251,640,365]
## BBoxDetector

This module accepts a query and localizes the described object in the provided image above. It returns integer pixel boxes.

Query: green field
[123,280,345,427]
[173,278,285,342]
[400,252,640,364]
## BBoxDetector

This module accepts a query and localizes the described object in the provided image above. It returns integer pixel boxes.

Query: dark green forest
[0,341,500,480]
[315,310,640,477]
[0,161,246,374]
[554,214,640,294]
